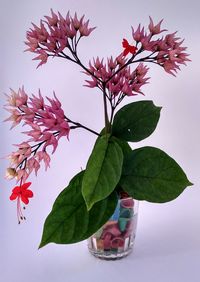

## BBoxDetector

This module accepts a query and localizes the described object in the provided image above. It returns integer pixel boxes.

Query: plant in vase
[4,10,192,259]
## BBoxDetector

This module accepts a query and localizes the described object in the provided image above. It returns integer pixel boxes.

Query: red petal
[130,46,137,54]
[10,193,18,201]
[122,38,129,48]
[21,195,29,205]
[123,48,129,56]
[21,182,32,190]
[12,186,21,193]
[24,189,34,198]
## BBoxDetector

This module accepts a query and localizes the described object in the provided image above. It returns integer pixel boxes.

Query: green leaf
[39,171,118,248]
[120,146,193,203]
[112,137,132,157]
[112,100,161,142]
[82,135,123,210]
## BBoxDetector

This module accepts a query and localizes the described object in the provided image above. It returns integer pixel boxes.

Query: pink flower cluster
[85,56,149,98]
[83,17,189,102]
[131,17,190,75]
[25,9,96,67]
[4,87,70,184]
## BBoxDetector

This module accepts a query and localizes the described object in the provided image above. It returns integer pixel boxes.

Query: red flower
[122,38,137,56]
[10,182,33,204]
[10,182,33,223]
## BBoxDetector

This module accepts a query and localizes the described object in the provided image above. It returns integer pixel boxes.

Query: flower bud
[5,168,17,180]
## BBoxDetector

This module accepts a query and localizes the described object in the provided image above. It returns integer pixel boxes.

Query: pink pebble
[103,233,112,249]
[121,198,134,208]
[111,237,125,248]
[101,223,121,239]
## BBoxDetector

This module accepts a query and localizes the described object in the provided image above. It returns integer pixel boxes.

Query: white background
[0,0,200,281]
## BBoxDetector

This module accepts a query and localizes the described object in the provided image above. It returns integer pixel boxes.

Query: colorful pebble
[91,197,138,254]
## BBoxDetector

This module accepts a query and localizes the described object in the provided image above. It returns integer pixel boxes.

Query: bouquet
[4,10,192,249]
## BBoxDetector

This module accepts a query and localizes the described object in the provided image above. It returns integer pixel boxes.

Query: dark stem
[65,116,100,136]
[59,50,102,83]
[102,84,110,134]
[110,105,115,125]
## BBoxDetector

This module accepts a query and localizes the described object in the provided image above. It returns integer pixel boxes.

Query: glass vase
[87,196,139,260]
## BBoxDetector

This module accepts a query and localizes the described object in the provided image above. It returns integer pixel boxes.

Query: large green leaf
[39,171,118,248]
[112,137,132,157]
[82,135,123,210]
[120,146,192,203]
[112,100,161,142]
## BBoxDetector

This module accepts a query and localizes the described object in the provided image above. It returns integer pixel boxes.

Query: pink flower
[15,142,32,158]
[155,33,190,76]
[132,24,145,42]
[4,87,28,107]
[36,151,51,170]
[23,123,42,142]
[39,132,58,153]
[148,17,167,35]
[16,169,30,183]
[84,78,98,88]
[4,108,22,129]
[79,20,96,36]
[116,54,127,65]
[44,9,58,26]
[4,88,70,186]
[46,92,63,113]
[163,60,180,76]
[25,37,39,52]
[72,12,83,30]
[65,22,77,39]
[29,89,44,110]
[25,11,96,68]
[27,157,40,175]
[130,18,190,75]
[85,56,149,98]
[121,81,134,96]
[140,35,159,51]
[33,50,48,68]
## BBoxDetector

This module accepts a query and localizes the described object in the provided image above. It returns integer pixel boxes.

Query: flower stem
[110,105,115,125]
[102,85,110,134]
[65,117,100,136]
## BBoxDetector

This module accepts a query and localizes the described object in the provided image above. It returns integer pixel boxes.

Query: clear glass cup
[87,196,139,260]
